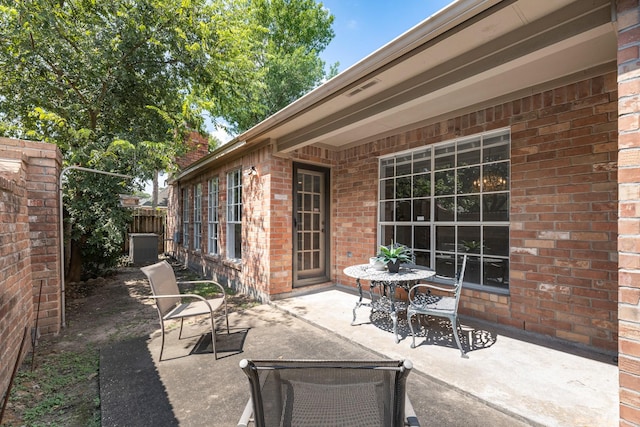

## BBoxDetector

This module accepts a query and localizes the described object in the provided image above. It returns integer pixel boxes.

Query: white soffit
[268,0,615,153]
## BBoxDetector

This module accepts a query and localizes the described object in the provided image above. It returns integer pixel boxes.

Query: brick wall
[0,137,61,407]
[0,162,33,405]
[333,70,618,352]
[617,0,640,425]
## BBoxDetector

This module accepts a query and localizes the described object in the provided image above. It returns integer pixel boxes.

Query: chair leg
[178,318,185,340]
[210,315,217,359]
[159,321,166,362]
[408,312,417,349]
[451,316,468,358]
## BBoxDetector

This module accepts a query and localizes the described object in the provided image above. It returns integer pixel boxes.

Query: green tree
[0,0,258,280]
[219,0,339,133]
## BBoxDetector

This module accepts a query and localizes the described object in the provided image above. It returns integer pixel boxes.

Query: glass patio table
[344,264,435,343]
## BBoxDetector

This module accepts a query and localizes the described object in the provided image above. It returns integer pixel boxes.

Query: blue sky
[319,0,454,72]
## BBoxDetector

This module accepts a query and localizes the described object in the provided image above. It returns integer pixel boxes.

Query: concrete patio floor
[273,287,619,427]
[101,285,618,426]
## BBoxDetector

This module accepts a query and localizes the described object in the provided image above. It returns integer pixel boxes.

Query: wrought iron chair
[407,254,468,357]
[140,260,229,360]
[237,359,420,427]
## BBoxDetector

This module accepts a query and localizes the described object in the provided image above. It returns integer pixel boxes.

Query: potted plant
[376,241,414,273]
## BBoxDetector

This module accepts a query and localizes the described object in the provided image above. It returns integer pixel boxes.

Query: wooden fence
[123,207,167,254]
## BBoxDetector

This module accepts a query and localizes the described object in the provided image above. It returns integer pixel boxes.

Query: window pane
[457,138,481,166]
[436,226,455,251]
[485,259,508,288]
[395,200,411,221]
[434,170,455,196]
[458,226,481,253]
[414,226,430,250]
[413,199,430,221]
[396,177,411,198]
[483,193,509,221]
[380,201,394,221]
[396,226,411,247]
[413,149,431,174]
[381,225,394,247]
[413,174,431,197]
[482,163,509,192]
[381,158,394,178]
[234,223,242,258]
[396,154,412,176]
[457,166,480,194]
[435,197,454,221]
[484,226,509,256]
[458,195,480,221]
[381,179,394,200]
[484,133,510,161]
[435,142,455,170]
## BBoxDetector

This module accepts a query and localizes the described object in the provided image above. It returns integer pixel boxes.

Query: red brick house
[168,1,640,423]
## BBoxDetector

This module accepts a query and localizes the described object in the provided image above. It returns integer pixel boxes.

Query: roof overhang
[177,0,616,180]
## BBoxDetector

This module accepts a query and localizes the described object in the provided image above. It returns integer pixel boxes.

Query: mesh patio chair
[237,359,420,427]
[407,254,468,358]
[140,260,229,361]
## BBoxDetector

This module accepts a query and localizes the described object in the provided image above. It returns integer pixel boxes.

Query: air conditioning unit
[129,233,159,265]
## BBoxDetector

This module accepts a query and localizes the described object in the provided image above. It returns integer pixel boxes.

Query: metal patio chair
[407,254,468,357]
[237,359,420,427]
[140,260,229,361]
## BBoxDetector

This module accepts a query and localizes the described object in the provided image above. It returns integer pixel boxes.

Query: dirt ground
[1,259,255,427]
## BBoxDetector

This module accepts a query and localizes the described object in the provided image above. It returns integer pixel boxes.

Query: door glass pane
[396,226,411,247]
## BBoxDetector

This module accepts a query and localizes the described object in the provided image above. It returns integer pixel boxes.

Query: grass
[6,347,100,427]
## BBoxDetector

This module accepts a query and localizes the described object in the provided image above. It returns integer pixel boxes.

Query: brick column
[617,1,640,426]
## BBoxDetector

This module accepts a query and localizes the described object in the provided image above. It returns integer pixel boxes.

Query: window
[226,169,242,259]
[208,177,219,255]
[378,129,510,290]
[193,184,202,251]
[182,188,190,248]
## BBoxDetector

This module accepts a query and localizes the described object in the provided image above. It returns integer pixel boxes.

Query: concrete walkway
[272,287,619,427]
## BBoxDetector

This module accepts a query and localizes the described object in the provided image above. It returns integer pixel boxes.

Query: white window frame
[182,188,190,248]
[208,177,219,255]
[193,183,202,251]
[378,128,510,291]
[226,169,242,259]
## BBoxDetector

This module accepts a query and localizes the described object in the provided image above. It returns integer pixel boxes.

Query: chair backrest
[240,359,413,427]
[452,254,468,307]
[140,261,181,316]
